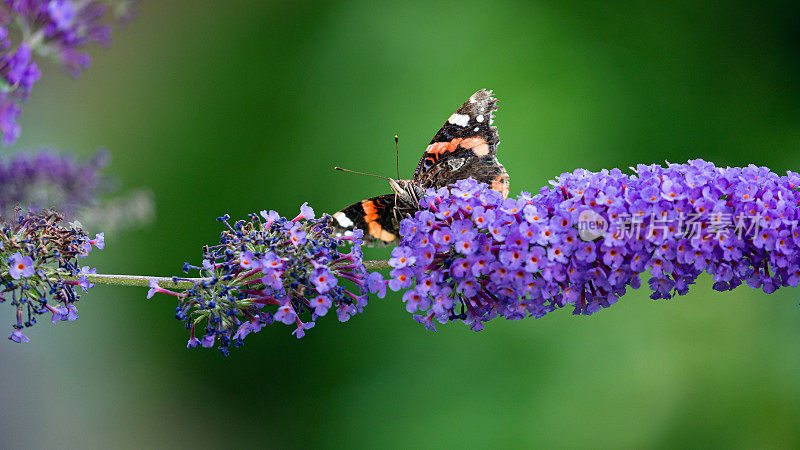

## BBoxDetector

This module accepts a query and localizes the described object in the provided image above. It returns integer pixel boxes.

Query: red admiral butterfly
[332,89,510,246]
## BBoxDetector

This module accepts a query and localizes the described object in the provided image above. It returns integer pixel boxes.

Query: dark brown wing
[332,194,401,247]
[412,89,509,197]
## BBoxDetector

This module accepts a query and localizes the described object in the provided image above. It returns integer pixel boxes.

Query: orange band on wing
[445,138,463,152]
[368,221,396,242]
[362,200,378,215]
[425,138,464,159]
[460,137,490,156]
[361,200,380,222]
[425,142,449,156]
[459,137,484,149]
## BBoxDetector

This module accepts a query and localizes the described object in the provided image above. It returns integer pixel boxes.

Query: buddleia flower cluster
[0,148,109,217]
[1,209,103,343]
[379,160,800,331]
[0,148,154,232]
[155,203,369,355]
[0,0,137,145]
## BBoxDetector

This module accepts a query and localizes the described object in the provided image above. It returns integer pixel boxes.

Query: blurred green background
[2,1,800,448]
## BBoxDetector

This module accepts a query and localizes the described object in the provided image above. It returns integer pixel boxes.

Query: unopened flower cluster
[156,204,369,355]
[0,0,136,145]
[1,209,103,343]
[379,161,800,331]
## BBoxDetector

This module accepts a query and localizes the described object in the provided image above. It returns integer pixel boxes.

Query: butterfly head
[388,178,425,208]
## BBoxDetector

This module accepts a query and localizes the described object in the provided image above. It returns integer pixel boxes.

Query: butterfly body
[333,89,509,246]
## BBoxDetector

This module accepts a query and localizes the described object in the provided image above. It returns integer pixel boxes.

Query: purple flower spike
[383,162,800,332]
[170,207,370,354]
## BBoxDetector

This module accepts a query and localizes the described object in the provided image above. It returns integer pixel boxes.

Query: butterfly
[332,89,510,246]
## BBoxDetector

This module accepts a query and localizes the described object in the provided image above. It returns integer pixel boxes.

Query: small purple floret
[8,329,29,343]
[8,252,34,279]
[146,278,160,299]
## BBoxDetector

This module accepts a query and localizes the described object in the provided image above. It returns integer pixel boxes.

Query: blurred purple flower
[0,101,21,145]
[0,0,137,145]
[0,148,109,217]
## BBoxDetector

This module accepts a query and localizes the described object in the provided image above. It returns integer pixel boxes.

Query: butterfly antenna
[394,135,400,180]
[334,166,392,181]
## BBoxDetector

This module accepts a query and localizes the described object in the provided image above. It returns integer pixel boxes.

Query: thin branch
[364,259,391,271]
[61,273,201,290]
[59,259,393,290]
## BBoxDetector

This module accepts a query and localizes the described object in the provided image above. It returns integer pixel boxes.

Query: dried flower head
[1,208,102,343]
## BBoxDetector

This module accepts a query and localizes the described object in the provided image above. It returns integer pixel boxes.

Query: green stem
[60,260,393,290]
[364,259,391,271]
[62,273,200,290]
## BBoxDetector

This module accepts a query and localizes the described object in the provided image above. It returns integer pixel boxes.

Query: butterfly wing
[332,89,510,247]
[413,89,510,197]
[332,194,402,247]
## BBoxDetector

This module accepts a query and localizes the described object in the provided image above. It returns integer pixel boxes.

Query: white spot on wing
[333,211,354,228]
[476,114,484,122]
[473,127,479,132]
[448,113,470,127]
[447,157,466,170]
